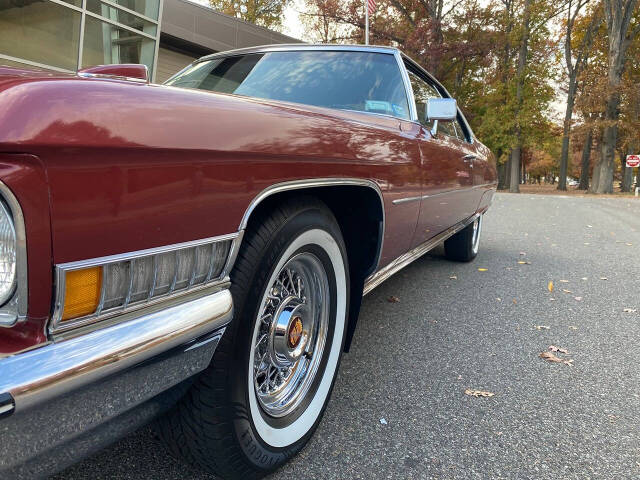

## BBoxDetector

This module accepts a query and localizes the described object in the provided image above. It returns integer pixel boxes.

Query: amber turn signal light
[62,267,102,321]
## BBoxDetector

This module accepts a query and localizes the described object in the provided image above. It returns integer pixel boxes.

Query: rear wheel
[444,215,482,262]
[158,197,348,479]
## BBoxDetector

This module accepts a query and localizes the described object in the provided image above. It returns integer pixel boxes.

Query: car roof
[197,44,401,63]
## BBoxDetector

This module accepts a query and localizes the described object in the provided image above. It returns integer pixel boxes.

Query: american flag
[367,0,376,15]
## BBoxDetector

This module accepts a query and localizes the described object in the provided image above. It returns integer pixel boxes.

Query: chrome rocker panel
[364,213,480,295]
[0,288,233,479]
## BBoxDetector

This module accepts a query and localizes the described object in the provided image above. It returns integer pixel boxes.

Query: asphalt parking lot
[56,192,640,480]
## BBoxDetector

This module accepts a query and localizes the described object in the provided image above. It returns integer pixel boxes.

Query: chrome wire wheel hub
[252,252,329,418]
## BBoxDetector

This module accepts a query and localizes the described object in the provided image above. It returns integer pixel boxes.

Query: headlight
[0,201,16,306]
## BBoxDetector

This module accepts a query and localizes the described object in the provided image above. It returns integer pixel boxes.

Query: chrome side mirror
[426,98,457,136]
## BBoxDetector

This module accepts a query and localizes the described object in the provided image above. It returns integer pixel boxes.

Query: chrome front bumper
[0,288,233,479]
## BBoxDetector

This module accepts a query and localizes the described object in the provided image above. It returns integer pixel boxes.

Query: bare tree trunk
[498,159,509,190]
[509,0,531,193]
[578,129,592,189]
[593,0,640,193]
[592,92,619,193]
[558,79,577,190]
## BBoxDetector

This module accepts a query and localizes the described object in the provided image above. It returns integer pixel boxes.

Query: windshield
[165,50,410,120]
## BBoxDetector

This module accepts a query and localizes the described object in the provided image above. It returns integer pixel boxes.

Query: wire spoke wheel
[252,252,330,418]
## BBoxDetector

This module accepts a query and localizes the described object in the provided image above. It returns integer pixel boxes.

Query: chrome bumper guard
[0,288,233,478]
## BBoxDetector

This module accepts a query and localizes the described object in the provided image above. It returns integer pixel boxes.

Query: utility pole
[365,0,369,45]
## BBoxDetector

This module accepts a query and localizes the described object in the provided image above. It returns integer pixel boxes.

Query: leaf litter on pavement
[465,389,495,398]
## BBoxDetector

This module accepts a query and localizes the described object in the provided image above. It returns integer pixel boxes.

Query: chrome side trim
[238,178,386,273]
[392,184,496,205]
[51,232,239,333]
[56,233,239,270]
[1,288,232,412]
[363,213,480,295]
[392,196,422,205]
[0,180,28,328]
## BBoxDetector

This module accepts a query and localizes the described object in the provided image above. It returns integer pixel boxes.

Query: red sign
[627,155,640,168]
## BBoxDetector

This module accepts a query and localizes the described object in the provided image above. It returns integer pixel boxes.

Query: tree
[591,0,640,193]
[557,2,601,190]
[209,0,291,29]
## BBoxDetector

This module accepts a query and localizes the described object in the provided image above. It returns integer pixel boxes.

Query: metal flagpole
[365,0,369,45]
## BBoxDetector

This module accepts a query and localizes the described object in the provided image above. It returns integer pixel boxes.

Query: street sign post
[626,154,640,168]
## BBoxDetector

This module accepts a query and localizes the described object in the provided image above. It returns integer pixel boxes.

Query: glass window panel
[104,0,159,20]
[406,69,458,137]
[86,0,157,35]
[0,0,80,71]
[82,15,155,70]
[167,51,411,120]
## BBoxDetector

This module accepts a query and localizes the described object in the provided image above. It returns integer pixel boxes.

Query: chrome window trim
[394,50,419,122]
[197,44,400,64]
[0,180,28,328]
[238,178,385,274]
[50,232,240,334]
[364,213,480,295]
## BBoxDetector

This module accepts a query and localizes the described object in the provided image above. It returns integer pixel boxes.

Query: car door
[404,64,479,248]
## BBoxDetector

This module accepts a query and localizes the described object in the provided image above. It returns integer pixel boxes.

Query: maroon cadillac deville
[0,44,496,478]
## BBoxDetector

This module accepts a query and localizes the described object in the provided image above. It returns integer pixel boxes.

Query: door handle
[462,154,476,166]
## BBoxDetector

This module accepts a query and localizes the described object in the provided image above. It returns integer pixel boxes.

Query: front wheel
[444,215,482,262]
[158,198,349,479]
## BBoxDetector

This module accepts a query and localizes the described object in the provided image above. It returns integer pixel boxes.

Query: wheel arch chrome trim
[238,178,386,273]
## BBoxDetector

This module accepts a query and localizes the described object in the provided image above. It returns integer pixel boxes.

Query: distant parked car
[568,179,579,186]
[0,44,496,479]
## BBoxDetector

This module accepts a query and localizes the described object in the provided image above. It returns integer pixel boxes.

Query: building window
[0,0,81,71]
[0,0,161,77]
[82,15,155,70]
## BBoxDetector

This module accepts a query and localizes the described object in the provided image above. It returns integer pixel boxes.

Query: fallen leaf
[478,268,488,272]
[512,299,517,304]
[584,242,590,246]
[569,325,578,330]
[581,277,588,281]
[623,308,637,313]
[587,225,593,228]
[574,297,583,301]
[549,345,569,354]
[519,251,526,255]
[380,418,388,425]
[535,325,550,330]
[562,289,573,294]
[387,296,400,303]
[449,275,457,280]
[600,277,608,280]
[464,389,495,397]
[559,279,569,283]
[564,359,574,367]
[548,281,554,292]
[540,351,563,363]
[517,260,531,265]
[496,297,502,302]
[626,243,633,246]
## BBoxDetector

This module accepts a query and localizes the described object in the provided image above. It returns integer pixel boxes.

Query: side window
[406,68,460,139]
[167,51,411,120]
